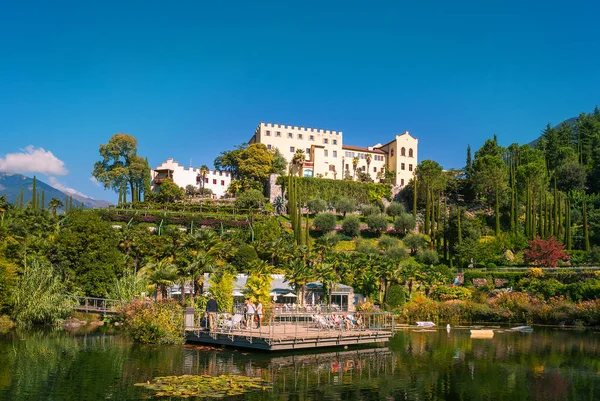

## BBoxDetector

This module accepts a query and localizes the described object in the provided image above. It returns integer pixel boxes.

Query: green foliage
[366,214,388,234]
[431,286,472,301]
[208,272,235,313]
[416,249,440,265]
[157,178,185,203]
[335,197,356,216]
[238,143,275,183]
[404,233,427,254]
[280,176,391,204]
[306,198,328,214]
[313,213,337,232]
[106,270,147,301]
[393,213,416,233]
[341,215,361,237]
[386,202,406,217]
[231,245,259,271]
[11,259,75,327]
[119,299,184,345]
[234,189,265,210]
[361,204,380,217]
[385,284,407,308]
[355,239,379,255]
[378,236,399,250]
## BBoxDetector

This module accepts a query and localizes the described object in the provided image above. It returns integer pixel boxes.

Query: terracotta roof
[341,145,385,154]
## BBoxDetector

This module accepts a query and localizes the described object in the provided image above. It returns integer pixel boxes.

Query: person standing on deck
[206,295,218,331]
[256,301,263,328]
[245,300,256,329]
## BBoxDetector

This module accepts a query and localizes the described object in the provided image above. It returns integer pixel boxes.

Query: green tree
[238,143,275,183]
[270,148,287,175]
[48,198,63,216]
[386,202,405,217]
[306,198,327,214]
[394,213,416,234]
[335,197,356,217]
[157,179,185,203]
[341,215,361,237]
[313,213,337,233]
[366,214,388,234]
[234,188,265,210]
[139,259,178,300]
[92,133,146,203]
[214,143,246,179]
[472,155,508,236]
[199,165,209,195]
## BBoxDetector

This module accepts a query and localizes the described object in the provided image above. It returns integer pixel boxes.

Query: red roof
[341,145,385,154]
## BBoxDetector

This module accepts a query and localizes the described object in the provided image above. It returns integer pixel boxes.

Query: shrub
[386,202,405,217]
[416,249,439,265]
[526,267,544,278]
[361,204,380,217]
[385,285,407,308]
[231,245,259,271]
[431,286,472,301]
[313,213,338,232]
[378,236,399,250]
[385,246,409,262]
[341,215,361,237]
[394,213,416,233]
[335,198,356,217]
[119,299,184,345]
[486,262,498,271]
[306,198,327,214]
[366,214,388,234]
[524,236,569,267]
[355,240,379,255]
[0,315,14,333]
[234,189,265,210]
[404,233,427,255]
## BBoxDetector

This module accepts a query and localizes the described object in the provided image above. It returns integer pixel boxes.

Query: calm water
[0,326,599,401]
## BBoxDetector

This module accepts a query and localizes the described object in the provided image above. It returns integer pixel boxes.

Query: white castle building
[151,158,231,198]
[249,122,418,186]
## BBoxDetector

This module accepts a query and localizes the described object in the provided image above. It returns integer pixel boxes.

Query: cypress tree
[525,184,530,239]
[424,185,430,235]
[69,196,73,212]
[65,194,69,213]
[31,176,37,209]
[495,182,500,236]
[41,190,45,211]
[20,188,24,210]
[538,189,543,237]
[583,197,590,251]
[457,207,462,246]
[553,177,558,237]
[557,192,563,239]
[412,176,417,220]
[566,197,572,251]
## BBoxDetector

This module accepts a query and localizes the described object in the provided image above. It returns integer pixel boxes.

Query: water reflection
[0,327,598,400]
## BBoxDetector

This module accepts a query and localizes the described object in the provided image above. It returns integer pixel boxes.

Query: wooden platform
[185,324,392,351]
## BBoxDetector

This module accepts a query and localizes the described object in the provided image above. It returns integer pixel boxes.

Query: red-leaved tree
[523,236,569,267]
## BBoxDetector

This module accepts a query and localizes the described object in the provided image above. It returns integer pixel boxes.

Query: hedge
[279,176,392,204]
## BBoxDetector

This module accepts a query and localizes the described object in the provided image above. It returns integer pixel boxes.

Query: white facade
[151,158,231,198]
[250,122,418,186]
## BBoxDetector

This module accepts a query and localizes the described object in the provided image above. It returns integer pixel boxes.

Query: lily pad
[135,374,271,398]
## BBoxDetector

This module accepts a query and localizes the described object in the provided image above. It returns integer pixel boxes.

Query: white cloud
[48,177,93,199]
[0,146,68,175]
[89,176,101,187]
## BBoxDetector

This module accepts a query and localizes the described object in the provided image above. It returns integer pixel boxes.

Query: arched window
[391,148,395,157]
[401,147,406,156]
[409,148,413,157]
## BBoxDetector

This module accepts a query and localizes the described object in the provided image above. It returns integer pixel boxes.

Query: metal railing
[74,296,122,314]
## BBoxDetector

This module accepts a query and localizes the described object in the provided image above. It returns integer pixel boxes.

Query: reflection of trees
[1,328,599,400]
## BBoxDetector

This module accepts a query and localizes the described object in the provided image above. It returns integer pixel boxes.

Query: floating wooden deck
[185,325,392,351]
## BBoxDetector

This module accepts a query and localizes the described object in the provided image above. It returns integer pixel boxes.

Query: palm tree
[285,259,314,307]
[365,154,372,180]
[139,259,178,300]
[292,149,306,177]
[199,165,209,195]
[48,198,63,216]
[352,157,359,180]
[188,229,225,297]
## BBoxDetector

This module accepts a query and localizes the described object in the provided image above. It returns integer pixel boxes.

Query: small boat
[416,321,436,327]
[470,329,494,339]
[510,326,533,332]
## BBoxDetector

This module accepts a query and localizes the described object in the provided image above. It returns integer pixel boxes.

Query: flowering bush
[119,299,184,345]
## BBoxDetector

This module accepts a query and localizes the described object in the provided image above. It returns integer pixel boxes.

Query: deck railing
[74,296,122,314]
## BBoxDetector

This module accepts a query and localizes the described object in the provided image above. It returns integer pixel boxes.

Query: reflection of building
[151,158,231,198]
[249,122,418,186]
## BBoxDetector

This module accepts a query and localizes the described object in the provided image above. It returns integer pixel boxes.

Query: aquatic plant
[134,374,271,398]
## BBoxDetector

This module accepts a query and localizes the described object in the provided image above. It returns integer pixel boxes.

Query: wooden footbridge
[184,310,395,351]
[74,296,121,315]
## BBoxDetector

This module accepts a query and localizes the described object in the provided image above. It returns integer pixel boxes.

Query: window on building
[333,139,337,145]
[290,146,295,153]
[266,130,271,136]
[221,180,225,186]
[213,179,217,184]
[309,135,314,141]
[288,132,293,138]
[219,171,222,176]
[401,147,406,156]
[373,167,377,172]
[306,148,310,154]
[267,144,272,150]
[276,131,281,137]
[345,164,349,170]
[409,164,413,171]
[298,134,303,139]
[324,150,328,157]
[332,151,337,158]
[204,178,208,183]
[409,148,414,157]
[401,163,405,170]
[391,148,395,156]
[323,138,328,144]
[401,179,405,186]
[329,165,335,171]
[362,166,366,171]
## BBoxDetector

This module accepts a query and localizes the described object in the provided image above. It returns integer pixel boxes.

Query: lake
[0,326,598,400]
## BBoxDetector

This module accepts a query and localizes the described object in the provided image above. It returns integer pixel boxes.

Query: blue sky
[1,0,599,202]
